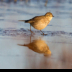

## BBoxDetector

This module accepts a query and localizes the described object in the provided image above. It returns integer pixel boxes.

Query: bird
[19,12,54,35]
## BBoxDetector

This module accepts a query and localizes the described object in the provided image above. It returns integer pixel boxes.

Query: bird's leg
[28,24,34,34]
[40,30,44,35]
[30,24,31,31]
[40,30,47,35]
[30,24,33,33]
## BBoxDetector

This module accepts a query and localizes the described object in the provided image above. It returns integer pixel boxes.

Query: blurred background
[0,0,72,69]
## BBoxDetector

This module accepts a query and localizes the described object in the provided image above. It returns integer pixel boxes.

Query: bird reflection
[18,36,51,56]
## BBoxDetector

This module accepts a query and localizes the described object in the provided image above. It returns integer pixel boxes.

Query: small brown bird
[19,12,54,35]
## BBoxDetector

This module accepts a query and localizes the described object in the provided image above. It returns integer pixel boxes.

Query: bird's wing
[27,16,45,23]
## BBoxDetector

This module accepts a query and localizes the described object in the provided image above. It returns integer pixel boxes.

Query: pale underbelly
[31,23,48,30]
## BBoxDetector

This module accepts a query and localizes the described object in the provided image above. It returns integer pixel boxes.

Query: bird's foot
[41,33,48,36]
[28,29,35,35]
[40,30,47,36]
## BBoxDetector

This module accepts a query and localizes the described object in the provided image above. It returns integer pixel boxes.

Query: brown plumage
[19,12,54,35]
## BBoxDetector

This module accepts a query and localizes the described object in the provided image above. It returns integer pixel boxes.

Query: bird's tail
[18,20,30,23]
[18,20,25,22]
[18,44,27,46]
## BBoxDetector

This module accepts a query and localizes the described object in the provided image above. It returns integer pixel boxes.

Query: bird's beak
[52,15,54,17]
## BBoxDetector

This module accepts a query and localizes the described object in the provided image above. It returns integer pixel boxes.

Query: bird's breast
[31,20,50,30]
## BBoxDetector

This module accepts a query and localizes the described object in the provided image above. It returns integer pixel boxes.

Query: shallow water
[0,0,72,69]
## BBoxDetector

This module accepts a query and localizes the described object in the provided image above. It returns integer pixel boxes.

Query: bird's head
[45,12,54,21]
